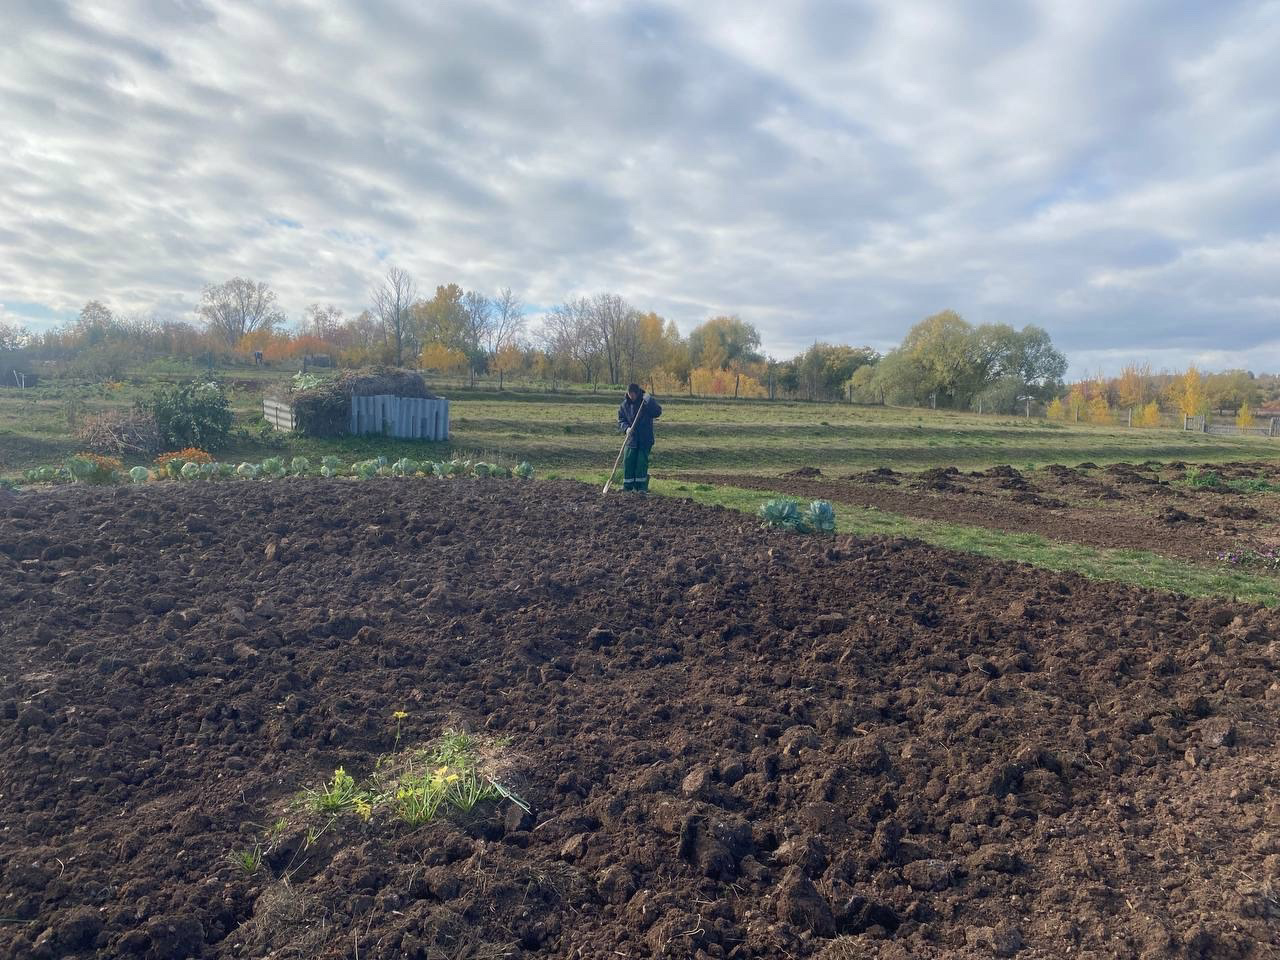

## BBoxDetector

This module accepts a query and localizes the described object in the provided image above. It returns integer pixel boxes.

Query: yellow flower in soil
[392,710,408,721]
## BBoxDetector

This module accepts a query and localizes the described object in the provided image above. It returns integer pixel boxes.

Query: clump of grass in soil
[228,844,263,876]
[394,727,501,826]
[304,766,367,815]
[292,727,515,837]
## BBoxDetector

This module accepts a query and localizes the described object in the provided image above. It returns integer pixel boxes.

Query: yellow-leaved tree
[491,343,525,389]
[1237,402,1255,429]
[1066,383,1088,422]
[1177,366,1209,419]
[1046,397,1065,420]
[1086,391,1112,425]
[419,343,468,374]
[1135,401,1162,428]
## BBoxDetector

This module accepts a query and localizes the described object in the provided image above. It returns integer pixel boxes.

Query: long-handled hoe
[602,391,652,495]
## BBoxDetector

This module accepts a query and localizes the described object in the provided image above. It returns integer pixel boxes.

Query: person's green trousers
[622,446,651,492]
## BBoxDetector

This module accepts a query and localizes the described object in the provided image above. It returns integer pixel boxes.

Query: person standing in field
[617,383,662,493]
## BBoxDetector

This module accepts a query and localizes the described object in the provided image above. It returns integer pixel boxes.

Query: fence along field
[1183,414,1279,437]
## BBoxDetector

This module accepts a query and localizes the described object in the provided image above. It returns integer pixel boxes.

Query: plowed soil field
[2,480,1278,959]
[684,460,1280,563]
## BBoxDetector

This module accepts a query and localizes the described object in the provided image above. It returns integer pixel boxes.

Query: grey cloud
[0,0,1277,376]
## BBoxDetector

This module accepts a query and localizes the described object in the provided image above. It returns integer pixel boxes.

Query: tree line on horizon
[1050,364,1280,428]
[3,271,1275,415]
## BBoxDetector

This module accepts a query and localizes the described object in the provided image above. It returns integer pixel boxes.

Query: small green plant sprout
[391,710,408,750]
[228,844,263,876]
[305,766,366,815]
[289,456,311,475]
[128,466,150,485]
[1185,466,1223,489]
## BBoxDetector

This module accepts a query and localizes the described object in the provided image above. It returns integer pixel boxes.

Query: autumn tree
[795,343,878,401]
[1176,366,1209,419]
[418,342,468,373]
[459,290,493,383]
[1086,386,1112,425]
[1206,369,1257,414]
[1065,383,1087,422]
[369,267,418,365]
[687,315,763,397]
[76,300,115,342]
[413,284,466,350]
[587,293,637,385]
[1115,363,1150,413]
[541,297,602,385]
[847,363,883,404]
[492,342,526,389]
[199,278,286,348]
[487,288,526,357]
[1135,401,1162,428]
[688,315,762,372]
[301,304,344,343]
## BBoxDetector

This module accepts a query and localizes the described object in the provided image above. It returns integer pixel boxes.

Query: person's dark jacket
[617,393,662,449]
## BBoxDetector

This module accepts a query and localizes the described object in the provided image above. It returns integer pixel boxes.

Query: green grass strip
[566,471,1280,607]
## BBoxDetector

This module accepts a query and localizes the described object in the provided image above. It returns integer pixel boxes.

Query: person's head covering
[627,383,643,398]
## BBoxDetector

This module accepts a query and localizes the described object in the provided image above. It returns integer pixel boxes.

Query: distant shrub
[145,380,232,450]
[1134,401,1162,429]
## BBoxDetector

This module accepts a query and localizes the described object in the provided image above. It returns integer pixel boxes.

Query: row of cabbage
[17,455,533,487]
[758,497,837,535]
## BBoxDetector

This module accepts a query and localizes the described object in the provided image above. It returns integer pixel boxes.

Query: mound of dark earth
[1,480,1278,958]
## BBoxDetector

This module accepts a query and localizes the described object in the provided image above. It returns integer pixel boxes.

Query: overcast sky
[2,0,1278,376]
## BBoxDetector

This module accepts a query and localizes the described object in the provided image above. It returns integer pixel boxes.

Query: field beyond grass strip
[616,476,1280,607]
